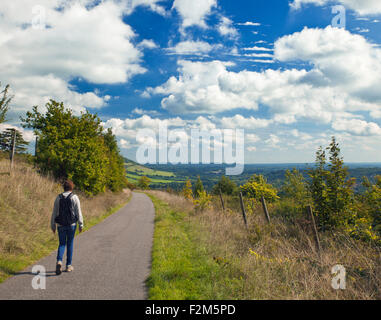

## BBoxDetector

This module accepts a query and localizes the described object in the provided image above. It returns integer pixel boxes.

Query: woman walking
[51,180,84,275]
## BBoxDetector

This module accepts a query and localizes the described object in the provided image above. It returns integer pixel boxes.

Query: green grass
[146,194,237,300]
[124,162,181,186]
[126,173,183,184]
[0,198,131,284]
[125,163,176,177]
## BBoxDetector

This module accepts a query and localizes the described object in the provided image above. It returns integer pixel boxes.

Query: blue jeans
[57,225,76,266]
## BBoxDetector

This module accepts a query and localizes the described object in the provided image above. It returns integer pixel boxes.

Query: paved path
[0,192,155,300]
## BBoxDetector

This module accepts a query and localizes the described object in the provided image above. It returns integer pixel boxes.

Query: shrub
[212,176,238,196]
[193,190,212,212]
[241,175,279,203]
[138,176,151,190]
[182,179,193,200]
[193,176,204,198]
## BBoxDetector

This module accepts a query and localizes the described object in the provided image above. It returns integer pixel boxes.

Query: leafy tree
[212,175,238,195]
[308,137,355,230]
[0,128,29,154]
[138,176,151,190]
[283,169,309,206]
[308,146,328,221]
[0,83,12,124]
[21,100,127,195]
[182,179,193,200]
[241,174,279,203]
[193,176,204,198]
[103,128,128,192]
[362,175,381,236]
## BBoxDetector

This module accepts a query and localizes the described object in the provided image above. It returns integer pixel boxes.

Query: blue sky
[1,0,381,163]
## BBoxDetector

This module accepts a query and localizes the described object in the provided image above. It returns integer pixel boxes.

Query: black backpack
[55,193,78,226]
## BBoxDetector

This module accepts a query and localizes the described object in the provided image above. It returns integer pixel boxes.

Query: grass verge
[146,194,236,300]
[0,159,131,283]
[146,191,380,300]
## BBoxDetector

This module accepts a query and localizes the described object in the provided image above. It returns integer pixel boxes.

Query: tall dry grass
[0,158,130,281]
[147,190,381,300]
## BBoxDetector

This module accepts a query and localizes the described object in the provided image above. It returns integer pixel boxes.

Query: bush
[241,174,279,203]
[138,176,151,190]
[212,176,238,196]
[182,179,193,200]
[193,176,204,198]
[193,190,212,212]
[273,199,306,222]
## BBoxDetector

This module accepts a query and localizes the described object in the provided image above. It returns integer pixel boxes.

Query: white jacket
[51,191,84,231]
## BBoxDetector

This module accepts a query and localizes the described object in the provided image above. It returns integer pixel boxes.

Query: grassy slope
[125,163,175,177]
[0,159,131,283]
[124,160,181,186]
[147,191,381,300]
[126,173,183,184]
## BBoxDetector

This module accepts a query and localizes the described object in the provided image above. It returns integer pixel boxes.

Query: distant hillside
[123,157,180,186]
[124,159,381,192]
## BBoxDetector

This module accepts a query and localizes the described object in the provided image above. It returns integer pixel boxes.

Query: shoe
[66,265,74,272]
[56,261,62,275]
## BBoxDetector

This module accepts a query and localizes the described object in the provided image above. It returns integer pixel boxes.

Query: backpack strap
[60,192,74,199]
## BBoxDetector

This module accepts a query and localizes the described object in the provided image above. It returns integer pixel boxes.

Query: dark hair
[63,180,75,192]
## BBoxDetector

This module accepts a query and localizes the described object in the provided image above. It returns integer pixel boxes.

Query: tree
[212,175,237,195]
[103,128,129,192]
[0,128,29,154]
[21,100,127,195]
[241,174,279,203]
[308,137,355,230]
[308,146,328,221]
[182,179,193,200]
[0,83,12,124]
[362,175,381,236]
[138,176,151,190]
[326,137,355,221]
[282,169,309,206]
[193,176,204,198]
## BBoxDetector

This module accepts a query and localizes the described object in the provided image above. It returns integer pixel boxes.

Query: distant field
[125,163,176,177]
[126,173,183,184]
[125,161,182,186]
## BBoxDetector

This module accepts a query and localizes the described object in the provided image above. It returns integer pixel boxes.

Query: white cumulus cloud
[166,41,216,55]
[172,0,217,29]
[218,17,239,38]
[332,118,381,136]
[0,0,148,114]
[147,26,381,137]
[291,0,381,16]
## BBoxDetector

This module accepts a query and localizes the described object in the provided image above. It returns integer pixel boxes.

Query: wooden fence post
[219,189,225,211]
[261,196,271,224]
[35,136,38,157]
[239,192,248,228]
[10,128,16,171]
[307,205,322,258]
